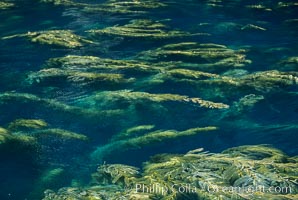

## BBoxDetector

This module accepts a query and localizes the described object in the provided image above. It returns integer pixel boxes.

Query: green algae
[2,30,93,48]
[87,19,206,40]
[43,145,298,200]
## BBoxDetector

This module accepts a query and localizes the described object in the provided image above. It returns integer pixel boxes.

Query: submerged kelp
[1,0,298,199]
[90,126,217,162]
[2,117,88,146]
[137,42,251,71]
[43,145,298,200]
[83,0,167,15]
[87,19,206,40]
[77,90,229,110]
[2,30,93,48]
[0,1,14,9]
[40,0,166,15]
[8,119,48,131]
[41,55,160,75]
[0,92,126,128]
[28,68,133,87]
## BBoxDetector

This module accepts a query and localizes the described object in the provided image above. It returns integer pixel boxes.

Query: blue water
[0,0,297,199]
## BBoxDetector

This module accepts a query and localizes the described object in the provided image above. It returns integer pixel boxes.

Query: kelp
[154,70,298,94]
[77,90,229,109]
[27,68,134,86]
[43,145,298,200]
[0,127,12,145]
[8,119,48,131]
[240,24,267,31]
[83,0,167,15]
[161,68,220,81]
[39,0,79,6]
[2,30,93,48]
[0,126,36,149]
[246,4,272,12]
[228,94,264,115]
[0,92,124,121]
[40,0,166,15]
[33,128,88,141]
[92,164,140,187]
[111,124,155,141]
[87,19,206,39]
[43,55,160,75]
[238,70,298,92]
[137,42,251,71]
[0,1,14,9]
[278,56,298,71]
[90,126,218,161]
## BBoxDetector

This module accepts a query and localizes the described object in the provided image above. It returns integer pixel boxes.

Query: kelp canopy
[0,0,297,199]
[43,145,298,200]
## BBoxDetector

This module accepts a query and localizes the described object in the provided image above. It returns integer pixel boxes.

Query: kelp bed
[0,0,297,199]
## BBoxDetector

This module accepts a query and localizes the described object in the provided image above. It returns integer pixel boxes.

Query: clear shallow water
[0,0,297,199]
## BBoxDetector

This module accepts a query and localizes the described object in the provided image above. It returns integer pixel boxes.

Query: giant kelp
[83,0,167,15]
[27,68,134,87]
[43,55,161,75]
[8,119,48,131]
[76,90,229,110]
[90,126,218,162]
[40,0,166,15]
[87,19,207,40]
[2,30,93,48]
[43,145,298,200]
[0,92,125,127]
[144,69,298,100]
[1,0,298,199]
[137,42,251,71]
[0,1,14,9]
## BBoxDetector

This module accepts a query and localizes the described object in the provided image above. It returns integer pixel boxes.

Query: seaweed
[137,42,251,72]
[83,0,167,15]
[43,55,160,75]
[43,145,298,200]
[0,92,125,122]
[33,128,88,141]
[78,90,229,110]
[92,164,140,187]
[40,0,166,15]
[0,1,14,9]
[2,30,93,48]
[27,68,134,87]
[278,56,298,71]
[90,126,218,162]
[87,19,207,40]
[8,119,48,131]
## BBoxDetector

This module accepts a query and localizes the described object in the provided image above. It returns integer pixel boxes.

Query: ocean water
[0,0,297,199]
